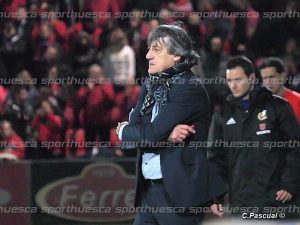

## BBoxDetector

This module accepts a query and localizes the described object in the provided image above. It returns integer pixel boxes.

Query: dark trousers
[134,181,204,225]
[84,124,110,157]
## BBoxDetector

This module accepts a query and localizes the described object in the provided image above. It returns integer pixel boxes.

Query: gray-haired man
[116,24,227,225]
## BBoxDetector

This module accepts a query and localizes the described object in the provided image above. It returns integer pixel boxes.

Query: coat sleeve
[207,111,229,183]
[276,100,300,194]
[122,82,209,144]
[126,83,147,125]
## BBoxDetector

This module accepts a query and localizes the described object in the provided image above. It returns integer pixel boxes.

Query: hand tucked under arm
[168,124,195,143]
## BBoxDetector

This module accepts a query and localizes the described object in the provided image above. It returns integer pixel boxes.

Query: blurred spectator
[158,7,175,24]
[68,17,103,49]
[167,0,193,16]
[231,1,259,57]
[14,6,36,40]
[201,36,230,109]
[37,0,80,26]
[4,86,34,140]
[70,31,96,78]
[76,64,115,157]
[112,83,141,124]
[126,9,152,79]
[110,81,140,157]
[33,7,68,47]
[185,13,206,52]
[100,27,136,85]
[202,36,229,75]
[193,0,213,11]
[14,6,37,70]
[126,9,149,52]
[31,5,68,69]
[98,17,118,52]
[33,15,66,44]
[44,44,63,67]
[16,69,39,107]
[31,21,56,60]
[31,99,63,158]
[82,0,122,26]
[0,120,24,160]
[0,20,27,75]
[32,43,64,85]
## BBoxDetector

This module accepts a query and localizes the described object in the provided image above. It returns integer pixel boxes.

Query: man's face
[211,37,222,53]
[226,66,253,98]
[146,38,179,74]
[260,66,284,94]
[0,122,13,139]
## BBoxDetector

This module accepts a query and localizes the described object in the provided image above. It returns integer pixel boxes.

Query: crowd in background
[0,0,299,159]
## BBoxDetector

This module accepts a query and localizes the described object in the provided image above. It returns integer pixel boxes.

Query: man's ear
[174,55,181,62]
[249,73,255,83]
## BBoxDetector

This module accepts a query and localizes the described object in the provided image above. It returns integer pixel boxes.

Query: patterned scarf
[140,62,189,115]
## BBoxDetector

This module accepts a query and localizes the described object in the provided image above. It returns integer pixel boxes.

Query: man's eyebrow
[152,42,162,48]
[262,74,276,78]
[227,77,241,81]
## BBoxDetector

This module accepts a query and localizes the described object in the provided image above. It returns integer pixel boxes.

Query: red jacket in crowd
[83,0,124,25]
[68,23,103,48]
[77,83,115,127]
[32,112,62,155]
[0,134,25,160]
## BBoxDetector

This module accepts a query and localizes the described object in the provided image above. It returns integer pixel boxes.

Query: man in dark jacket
[208,56,300,213]
[116,24,227,225]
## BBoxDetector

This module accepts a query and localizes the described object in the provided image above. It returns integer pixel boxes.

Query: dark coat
[208,87,300,207]
[121,70,227,208]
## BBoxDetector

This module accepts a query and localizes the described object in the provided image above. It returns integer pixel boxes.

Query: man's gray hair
[147,24,199,66]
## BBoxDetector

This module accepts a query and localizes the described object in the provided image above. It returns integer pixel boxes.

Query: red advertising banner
[0,162,30,225]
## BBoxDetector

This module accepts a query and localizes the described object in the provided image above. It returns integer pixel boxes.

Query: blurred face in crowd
[146,38,180,74]
[16,7,27,21]
[260,66,285,95]
[17,88,29,103]
[89,65,103,78]
[0,121,14,139]
[4,22,17,38]
[87,65,105,88]
[148,19,159,30]
[110,28,127,51]
[45,46,58,63]
[129,10,142,28]
[188,13,200,25]
[47,66,58,79]
[226,66,254,99]
[40,23,51,39]
[39,100,54,117]
[210,37,222,54]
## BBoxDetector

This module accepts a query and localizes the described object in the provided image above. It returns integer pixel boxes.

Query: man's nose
[146,49,153,60]
[230,82,236,90]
